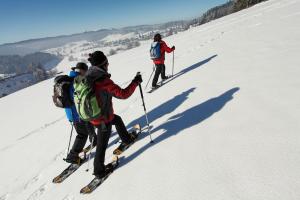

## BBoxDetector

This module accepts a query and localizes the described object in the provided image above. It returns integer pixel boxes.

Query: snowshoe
[52,144,96,183]
[80,156,119,194]
[113,124,141,155]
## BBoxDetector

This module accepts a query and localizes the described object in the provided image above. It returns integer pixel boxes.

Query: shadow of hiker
[108,55,217,148]
[119,87,240,168]
[162,54,217,85]
[90,88,197,159]
[127,87,196,129]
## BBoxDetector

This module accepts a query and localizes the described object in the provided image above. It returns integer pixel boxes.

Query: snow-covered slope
[1,0,300,199]
[101,32,137,43]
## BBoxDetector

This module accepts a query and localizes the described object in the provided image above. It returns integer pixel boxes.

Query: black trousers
[69,121,96,157]
[112,114,132,144]
[94,114,132,175]
[152,64,167,87]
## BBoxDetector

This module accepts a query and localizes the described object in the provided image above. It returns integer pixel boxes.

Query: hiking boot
[113,131,139,155]
[162,76,169,80]
[94,164,114,179]
[129,130,138,142]
[65,153,84,165]
[152,85,159,89]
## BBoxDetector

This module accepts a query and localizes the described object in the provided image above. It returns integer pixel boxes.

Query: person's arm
[105,79,138,99]
[162,41,174,53]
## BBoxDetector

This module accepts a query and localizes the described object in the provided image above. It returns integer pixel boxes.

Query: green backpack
[73,76,102,121]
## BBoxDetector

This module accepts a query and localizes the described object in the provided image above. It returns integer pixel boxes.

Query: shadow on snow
[105,55,218,148]
[160,54,218,86]
[119,87,240,168]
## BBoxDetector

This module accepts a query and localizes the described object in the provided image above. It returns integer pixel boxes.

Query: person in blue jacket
[65,62,97,164]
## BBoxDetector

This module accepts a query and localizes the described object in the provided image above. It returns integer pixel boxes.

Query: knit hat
[154,33,162,42]
[71,62,88,71]
[88,51,108,67]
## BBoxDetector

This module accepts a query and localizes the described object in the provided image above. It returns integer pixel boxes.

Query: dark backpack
[52,75,74,108]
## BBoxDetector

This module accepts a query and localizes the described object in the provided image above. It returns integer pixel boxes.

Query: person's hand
[172,46,175,50]
[133,74,143,84]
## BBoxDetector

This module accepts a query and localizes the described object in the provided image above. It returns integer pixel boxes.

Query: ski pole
[64,122,74,160]
[172,51,175,77]
[137,74,153,143]
[86,136,94,172]
[144,65,155,90]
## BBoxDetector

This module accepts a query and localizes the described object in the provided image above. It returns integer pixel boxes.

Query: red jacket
[90,75,138,126]
[153,40,174,65]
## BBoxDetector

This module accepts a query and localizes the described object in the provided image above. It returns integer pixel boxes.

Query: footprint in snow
[0,194,9,200]
[62,195,75,200]
[26,184,47,200]
[53,150,65,161]
[24,175,40,189]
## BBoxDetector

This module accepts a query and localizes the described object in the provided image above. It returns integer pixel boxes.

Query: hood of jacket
[85,66,110,86]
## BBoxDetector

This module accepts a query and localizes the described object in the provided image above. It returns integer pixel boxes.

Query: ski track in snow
[248,22,263,28]
[0,194,8,200]
[178,32,224,59]
[0,116,65,152]
[52,150,65,161]
[26,184,47,200]
[0,144,14,151]
[61,195,75,200]
[281,11,300,19]
[24,175,41,190]
[17,117,65,141]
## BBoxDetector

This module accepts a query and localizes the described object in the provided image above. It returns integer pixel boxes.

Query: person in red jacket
[86,51,142,178]
[152,33,175,88]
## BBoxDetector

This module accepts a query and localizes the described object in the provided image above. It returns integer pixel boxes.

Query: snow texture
[0,0,300,199]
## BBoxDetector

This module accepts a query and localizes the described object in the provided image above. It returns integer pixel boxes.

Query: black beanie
[154,33,162,42]
[88,51,108,67]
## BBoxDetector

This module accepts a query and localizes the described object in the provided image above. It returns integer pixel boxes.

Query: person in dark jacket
[65,62,97,164]
[152,33,175,88]
[86,51,142,178]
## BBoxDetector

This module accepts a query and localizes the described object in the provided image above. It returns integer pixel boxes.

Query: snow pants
[94,114,132,176]
[69,121,96,158]
[152,64,167,87]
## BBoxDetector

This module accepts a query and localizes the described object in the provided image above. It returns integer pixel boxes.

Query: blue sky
[0,0,226,44]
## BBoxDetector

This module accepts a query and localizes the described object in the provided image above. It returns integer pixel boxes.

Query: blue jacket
[65,71,80,122]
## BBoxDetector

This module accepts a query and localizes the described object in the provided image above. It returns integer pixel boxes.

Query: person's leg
[111,114,132,144]
[161,64,167,79]
[94,122,112,177]
[85,122,97,146]
[68,121,89,159]
[152,64,162,87]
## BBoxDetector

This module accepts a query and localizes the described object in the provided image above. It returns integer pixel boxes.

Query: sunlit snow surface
[0,0,300,199]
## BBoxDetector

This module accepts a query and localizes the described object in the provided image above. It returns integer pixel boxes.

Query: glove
[172,46,175,50]
[133,74,143,84]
